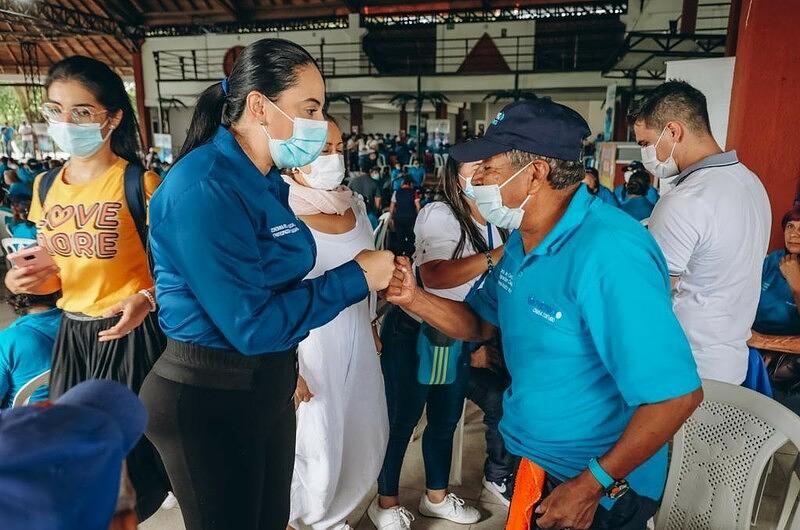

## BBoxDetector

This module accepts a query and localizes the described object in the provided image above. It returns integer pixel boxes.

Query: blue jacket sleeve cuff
[329,259,370,307]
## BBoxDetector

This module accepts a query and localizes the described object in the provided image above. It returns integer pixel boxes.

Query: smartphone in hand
[7,245,57,270]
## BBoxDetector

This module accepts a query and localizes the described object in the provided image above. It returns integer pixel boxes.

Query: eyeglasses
[41,103,108,125]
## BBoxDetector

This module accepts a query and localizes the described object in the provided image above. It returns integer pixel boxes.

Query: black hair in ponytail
[176,38,319,164]
[45,56,142,166]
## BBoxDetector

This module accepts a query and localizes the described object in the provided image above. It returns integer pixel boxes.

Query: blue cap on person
[0,379,147,530]
[450,98,591,162]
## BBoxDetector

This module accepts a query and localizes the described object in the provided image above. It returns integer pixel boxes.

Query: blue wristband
[587,458,615,490]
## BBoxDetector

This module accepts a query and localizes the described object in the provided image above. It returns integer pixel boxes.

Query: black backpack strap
[37,168,61,208]
[123,163,148,251]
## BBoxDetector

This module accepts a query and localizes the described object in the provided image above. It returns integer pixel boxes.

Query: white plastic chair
[655,379,800,530]
[434,154,444,168]
[12,370,50,407]
[2,237,36,256]
[377,154,387,169]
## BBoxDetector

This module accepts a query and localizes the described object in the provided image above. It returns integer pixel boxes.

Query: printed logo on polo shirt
[497,268,514,293]
[528,297,563,324]
[36,202,123,259]
[271,222,300,238]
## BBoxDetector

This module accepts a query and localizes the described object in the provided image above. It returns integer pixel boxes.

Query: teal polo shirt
[467,184,700,505]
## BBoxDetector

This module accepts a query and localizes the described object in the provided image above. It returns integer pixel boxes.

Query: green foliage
[0,87,31,125]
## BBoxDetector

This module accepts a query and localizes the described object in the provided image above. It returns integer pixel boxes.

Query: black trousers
[531,475,659,530]
[466,367,520,483]
[140,339,298,530]
[50,312,169,521]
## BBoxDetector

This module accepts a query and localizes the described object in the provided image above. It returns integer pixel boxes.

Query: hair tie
[221,78,229,96]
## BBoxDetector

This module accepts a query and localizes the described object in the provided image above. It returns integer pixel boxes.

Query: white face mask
[623,170,633,183]
[472,161,533,231]
[641,126,679,180]
[296,154,346,190]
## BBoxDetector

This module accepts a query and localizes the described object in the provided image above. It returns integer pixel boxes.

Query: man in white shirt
[630,80,772,384]
[18,121,33,158]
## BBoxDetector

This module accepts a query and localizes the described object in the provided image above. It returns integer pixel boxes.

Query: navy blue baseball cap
[450,99,591,162]
[0,380,147,530]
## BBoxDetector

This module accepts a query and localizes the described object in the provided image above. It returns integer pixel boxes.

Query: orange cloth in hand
[506,458,547,530]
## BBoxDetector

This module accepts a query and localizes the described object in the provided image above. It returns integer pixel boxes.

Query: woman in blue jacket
[751,207,800,409]
[140,39,395,530]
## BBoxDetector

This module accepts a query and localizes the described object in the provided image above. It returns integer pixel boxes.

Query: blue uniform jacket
[149,126,369,355]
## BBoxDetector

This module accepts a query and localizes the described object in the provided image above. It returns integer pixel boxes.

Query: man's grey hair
[505,150,585,190]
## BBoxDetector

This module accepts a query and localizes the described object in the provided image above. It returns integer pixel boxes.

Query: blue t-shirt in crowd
[596,185,618,207]
[753,249,800,335]
[615,184,660,206]
[0,308,61,408]
[408,165,425,186]
[8,221,36,240]
[467,184,700,506]
[8,182,31,199]
[2,128,13,142]
[15,167,35,185]
[620,195,655,222]
[149,126,368,355]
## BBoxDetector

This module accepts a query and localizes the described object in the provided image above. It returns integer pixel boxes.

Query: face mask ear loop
[499,160,534,189]
[667,137,677,160]
[654,125,678,163]
[99,119,113,143]
[265,97,295,124]
[518,193,532,210]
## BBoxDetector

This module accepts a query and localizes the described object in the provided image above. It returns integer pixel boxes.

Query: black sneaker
[482,476,513,506]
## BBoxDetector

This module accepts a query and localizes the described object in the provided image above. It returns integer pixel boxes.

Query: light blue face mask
[472,161,533,230]
[262,98,328,169]
[459,173,476,201]
[48,120,109,158]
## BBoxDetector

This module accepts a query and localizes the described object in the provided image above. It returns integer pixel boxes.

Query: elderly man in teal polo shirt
[386,99,703,530]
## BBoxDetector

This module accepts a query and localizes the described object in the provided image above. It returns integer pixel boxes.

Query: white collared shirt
[649,151,771,384]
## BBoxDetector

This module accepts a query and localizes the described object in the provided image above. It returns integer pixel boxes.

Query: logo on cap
[491,112,505,126]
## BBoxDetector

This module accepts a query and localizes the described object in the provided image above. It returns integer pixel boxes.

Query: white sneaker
[368,497,415,529]
[418,493,480,524]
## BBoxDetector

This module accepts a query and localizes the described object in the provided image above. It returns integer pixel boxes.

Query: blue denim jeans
[377,306,470,496]
[532,475,659,530]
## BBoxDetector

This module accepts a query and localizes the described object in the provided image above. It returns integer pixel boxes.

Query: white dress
[289,197,389,530]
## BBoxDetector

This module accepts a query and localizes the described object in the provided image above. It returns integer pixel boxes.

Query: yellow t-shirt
[29,158,161,317]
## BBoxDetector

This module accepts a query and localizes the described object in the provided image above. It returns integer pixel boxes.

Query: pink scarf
[282,175,354,216]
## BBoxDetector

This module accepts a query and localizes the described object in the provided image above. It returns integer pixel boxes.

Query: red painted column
[726,0,800,250]
[350,98,363,134]
[132,47,152,150]
[435,102,448,119]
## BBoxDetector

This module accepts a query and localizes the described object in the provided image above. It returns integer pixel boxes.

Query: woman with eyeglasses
[139,38,395,530]
[3,56,169,521]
